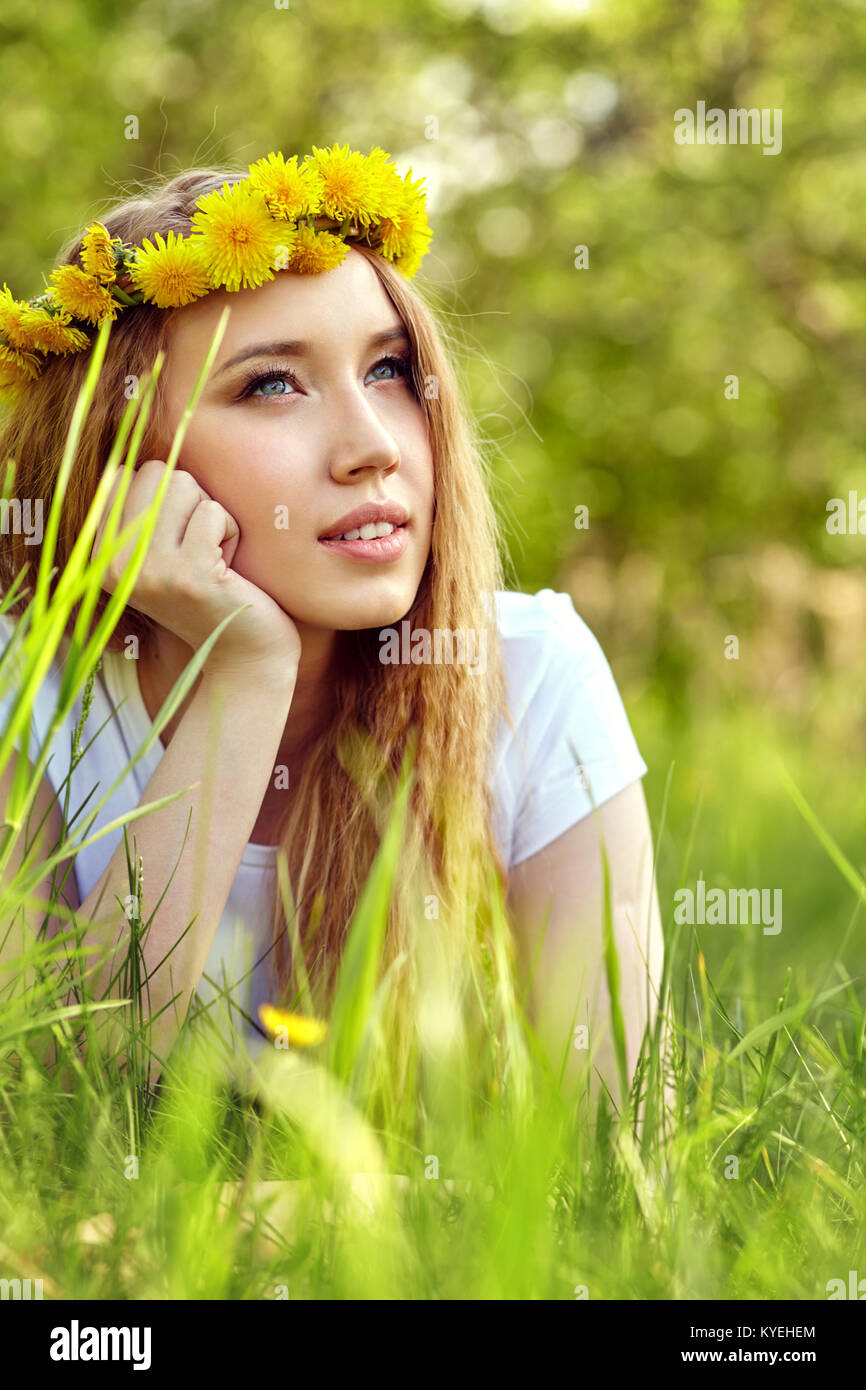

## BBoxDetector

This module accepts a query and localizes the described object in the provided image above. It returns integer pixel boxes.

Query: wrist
[200,651,299,694]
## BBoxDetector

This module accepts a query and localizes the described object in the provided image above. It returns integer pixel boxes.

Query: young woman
[0,145,663,1109]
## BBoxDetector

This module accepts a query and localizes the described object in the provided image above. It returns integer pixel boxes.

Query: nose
[326,381,401,483]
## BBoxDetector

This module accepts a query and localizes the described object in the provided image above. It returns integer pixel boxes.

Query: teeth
[335,521,398,541]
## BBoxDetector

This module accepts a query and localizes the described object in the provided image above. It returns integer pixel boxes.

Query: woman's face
[157,247,434,636]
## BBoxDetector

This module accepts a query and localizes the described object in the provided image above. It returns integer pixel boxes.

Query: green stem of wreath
[111,286,139,307]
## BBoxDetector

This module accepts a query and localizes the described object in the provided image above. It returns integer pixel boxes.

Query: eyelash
[236,351,413,400]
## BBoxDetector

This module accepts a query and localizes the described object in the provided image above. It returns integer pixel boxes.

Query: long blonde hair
[0,164,521,1101]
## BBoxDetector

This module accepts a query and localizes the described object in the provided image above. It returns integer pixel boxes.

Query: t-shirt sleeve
[0,612,43,762]
[509,591,648,867]
[0,612,69,773]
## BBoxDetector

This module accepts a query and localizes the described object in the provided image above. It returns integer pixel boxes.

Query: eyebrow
[213,325,411,379]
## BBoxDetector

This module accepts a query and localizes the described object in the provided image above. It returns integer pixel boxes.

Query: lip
[318,499,410,541]
[318,523,409,563]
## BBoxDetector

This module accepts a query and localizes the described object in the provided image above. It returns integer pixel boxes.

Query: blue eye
[236,364,299,400]
[367,355,407,381]
[251,374,294,396]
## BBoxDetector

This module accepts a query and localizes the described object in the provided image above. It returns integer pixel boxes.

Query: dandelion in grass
[258,1003,328,1047]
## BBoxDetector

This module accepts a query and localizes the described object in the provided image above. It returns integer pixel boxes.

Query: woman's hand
[91,458,302,679]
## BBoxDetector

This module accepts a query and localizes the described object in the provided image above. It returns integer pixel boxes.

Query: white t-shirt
[0,588,647,1052]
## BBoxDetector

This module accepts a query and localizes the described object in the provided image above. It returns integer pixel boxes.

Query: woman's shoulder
[0,610,62,747]
[493,585,583,635]
[0,608,68,704]
[489,588,648,866]
[492,587,615,706]
[0,609,112,768]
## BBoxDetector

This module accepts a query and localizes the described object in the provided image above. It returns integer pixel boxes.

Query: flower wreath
[0,142,433,403]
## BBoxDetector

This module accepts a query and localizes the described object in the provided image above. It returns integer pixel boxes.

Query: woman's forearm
[76,661,296,1067]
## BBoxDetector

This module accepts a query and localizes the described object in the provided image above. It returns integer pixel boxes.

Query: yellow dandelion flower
[48,264,118,326]
[0,284,36,350]
[377,170,433,278]
[190,181,284,293]
[247,151,324,221]
[0,358,32,404]
[0,339,42,382]
[19,304,89,354]
[0,288,89,355]
[80,221,121,286]
[258,1003,328,1048]
[127,230,211,308]
[287,223,348,275]
[303,143,385,229]
[363,146,408,220]
[393,233,433,280]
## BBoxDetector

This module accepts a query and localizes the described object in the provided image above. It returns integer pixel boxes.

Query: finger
[219,511,240,568]
[130,468,208,556]
[90,469,132,567]
[182,498,237,565]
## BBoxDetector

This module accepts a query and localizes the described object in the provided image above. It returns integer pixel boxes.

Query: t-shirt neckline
[101,648,280,864]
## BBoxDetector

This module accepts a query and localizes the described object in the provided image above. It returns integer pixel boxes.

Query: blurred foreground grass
[1,752,863,1301]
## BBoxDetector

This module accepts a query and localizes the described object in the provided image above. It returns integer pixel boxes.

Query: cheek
[179,415,301,512]
[230,464,318,569]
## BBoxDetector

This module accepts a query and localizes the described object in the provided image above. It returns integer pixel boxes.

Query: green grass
[1,795,863,1300]
[0,340,864,1300]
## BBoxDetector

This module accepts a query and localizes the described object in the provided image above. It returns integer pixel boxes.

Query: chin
[342,597,421,631]
[295,588,422,634]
